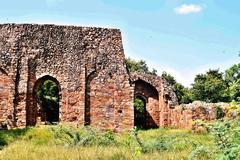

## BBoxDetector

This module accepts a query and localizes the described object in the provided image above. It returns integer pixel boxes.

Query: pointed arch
[27,75,61,125]
[133,79,159,129]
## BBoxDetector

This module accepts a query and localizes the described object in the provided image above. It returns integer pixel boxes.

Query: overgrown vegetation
[0,125,214,160]
[1,121,240,159]
[162,71,193,104]
[36,80,59,122]
[36,80,59,111]
[208,120,240,159]
[133,97,146,128]
[125,57,157,75]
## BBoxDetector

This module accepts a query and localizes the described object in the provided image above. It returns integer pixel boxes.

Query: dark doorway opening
[34,76,60,124]
[134,96,147,129]
[134,79,159,129]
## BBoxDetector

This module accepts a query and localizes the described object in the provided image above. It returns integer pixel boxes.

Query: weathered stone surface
[0,23,177,131]
[169,101,234,130]
[130,72,178,128]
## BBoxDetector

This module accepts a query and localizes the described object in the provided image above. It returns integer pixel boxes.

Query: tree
[174,83,193,104]
[125,57,157,75]
[161,71,176,86]
[36,80,59,112]
[133,97,146,128]
[161,71,193,104]
[134,97,145,113]
[225,63,240,102]
[192,69,230,103]
[225,63,240,85]
[228,79,240,102]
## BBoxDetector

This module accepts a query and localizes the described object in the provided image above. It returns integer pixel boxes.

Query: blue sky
[0,0,239,86]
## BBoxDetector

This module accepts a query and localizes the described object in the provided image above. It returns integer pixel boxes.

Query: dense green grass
[0,125,214,160]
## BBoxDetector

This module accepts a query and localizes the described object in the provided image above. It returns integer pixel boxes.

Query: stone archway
[31,75,61,124]
[134,79,159,129]
[134,95,147,128]
[0,68,14,128]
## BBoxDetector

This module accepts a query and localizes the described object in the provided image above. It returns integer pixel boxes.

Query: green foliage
[36,80,59,111]
[192,69,230,103]
[125,57,157,75]
[209,120,240,160]
[188,145,212,160]
[216,106,225,119]
[126,57,239,104]
[161,71,176,86]
[223,101,240,119]
[133,97,145,113]
[23,127,54,145]
[162,71,193,104]
[0,126,215,160]
[51,125,118,147]
[174,82,193,104]
[228,79,240,103]
[0,127,30,149]
[133,97,146,129]
[225,63,240,85]
[133,128,209,155]
[127,58,240,104]
[162,64,240,104]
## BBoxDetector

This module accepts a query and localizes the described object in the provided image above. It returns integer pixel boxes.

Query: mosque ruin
[0,24,177,131]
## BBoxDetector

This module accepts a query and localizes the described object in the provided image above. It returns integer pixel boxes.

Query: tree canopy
[161,71,193,104]
[36,80,59,111]
[225,64,240,102]
[192,69,229,103]
[126,57,239,104]
[125,57,157,75]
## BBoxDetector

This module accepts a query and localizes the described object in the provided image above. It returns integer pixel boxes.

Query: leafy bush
[0,127,30,149]
[216,106,225,119]
[132,128,203,154]
[0,126,215,160]
[225,101,240,118]
[23,127,53,145]
[133,97,145,113]
[51,125,118,147]
[209,120,240,160]
[188,145,212,160]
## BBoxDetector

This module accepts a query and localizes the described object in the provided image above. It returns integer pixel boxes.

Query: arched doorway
[134,95,147,128]
[33,75,60,124]
[134,79,159,129]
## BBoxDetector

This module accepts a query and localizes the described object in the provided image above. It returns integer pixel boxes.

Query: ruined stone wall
[134,79,159,128]
[0,69,14,128]
[169,101,228,129]
[130,72,178,128]
[0,24,133,131]
[0,23,180,131]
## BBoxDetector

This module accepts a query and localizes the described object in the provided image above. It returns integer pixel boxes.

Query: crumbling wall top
[130,72,178,106]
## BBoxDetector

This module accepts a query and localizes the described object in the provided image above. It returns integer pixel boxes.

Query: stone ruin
[1,24,233,132]
[0,24,178,131]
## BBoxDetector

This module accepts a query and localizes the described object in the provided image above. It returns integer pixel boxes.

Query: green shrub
[0,127,30,149]
[134,97,145,113]
[188,145,212,160]
[23,127,53,145]
[51,125,118,147]
[216,106,225,119]
[209,120,240,160]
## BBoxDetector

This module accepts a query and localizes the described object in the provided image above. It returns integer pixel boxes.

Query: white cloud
[175,4,203,15]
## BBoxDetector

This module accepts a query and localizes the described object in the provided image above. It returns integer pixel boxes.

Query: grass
[0,125,214,160]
